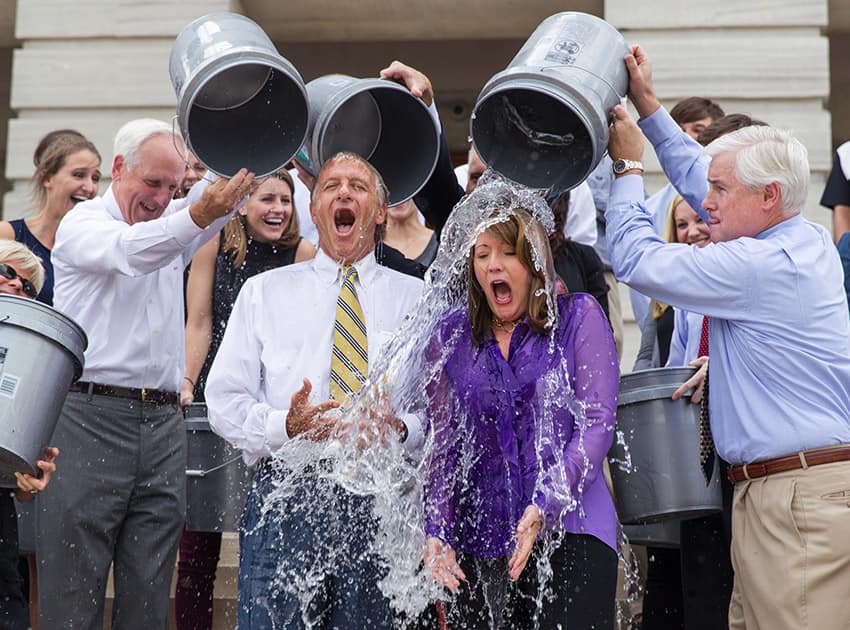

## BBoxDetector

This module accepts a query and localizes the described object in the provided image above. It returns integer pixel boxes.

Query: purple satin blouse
[424,293,620,557]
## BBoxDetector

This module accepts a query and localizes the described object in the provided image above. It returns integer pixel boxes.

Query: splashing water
[252,172,637,628]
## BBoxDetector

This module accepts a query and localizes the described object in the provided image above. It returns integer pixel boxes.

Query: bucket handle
[186,454,243,478]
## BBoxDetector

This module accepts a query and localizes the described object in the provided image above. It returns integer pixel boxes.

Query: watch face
[613,159,626,174]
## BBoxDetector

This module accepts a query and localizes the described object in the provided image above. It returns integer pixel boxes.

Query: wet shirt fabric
[424,293,619,558]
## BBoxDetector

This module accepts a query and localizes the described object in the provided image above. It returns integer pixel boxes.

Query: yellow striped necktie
[329,265,368,404]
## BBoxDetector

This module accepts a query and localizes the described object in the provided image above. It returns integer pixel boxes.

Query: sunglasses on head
[0,263,38,299]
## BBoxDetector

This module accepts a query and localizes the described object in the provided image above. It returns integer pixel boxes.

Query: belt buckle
[141,387,148,403]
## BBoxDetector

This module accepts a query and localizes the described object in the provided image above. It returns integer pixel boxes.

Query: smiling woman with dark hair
[422,205,620,629]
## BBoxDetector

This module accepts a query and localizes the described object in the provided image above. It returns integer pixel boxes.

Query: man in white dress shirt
[37,119,252,630]
[205,152,423,628]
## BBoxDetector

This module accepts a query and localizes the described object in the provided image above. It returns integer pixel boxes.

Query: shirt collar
[756,213,802,240]
[103,184,126,223]
[313,248,378,288]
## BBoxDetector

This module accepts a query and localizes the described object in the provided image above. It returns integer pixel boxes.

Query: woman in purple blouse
[422,207,620,629]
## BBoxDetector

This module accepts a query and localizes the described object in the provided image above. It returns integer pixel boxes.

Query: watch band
[612,158,644,175]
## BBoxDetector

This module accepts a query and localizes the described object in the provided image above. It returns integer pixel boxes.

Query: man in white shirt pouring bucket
[37,118,254,630]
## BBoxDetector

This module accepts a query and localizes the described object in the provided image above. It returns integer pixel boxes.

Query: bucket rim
[471,76,599,191]
[309,76,440,205]
[0,294,87,378]
[176,51,309,178]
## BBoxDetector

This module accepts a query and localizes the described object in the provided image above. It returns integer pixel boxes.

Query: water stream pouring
[170,12,309,177]
[471,12,629,191]
[297,75,440,206]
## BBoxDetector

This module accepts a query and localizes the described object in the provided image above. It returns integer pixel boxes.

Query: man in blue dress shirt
[606,45,850,629]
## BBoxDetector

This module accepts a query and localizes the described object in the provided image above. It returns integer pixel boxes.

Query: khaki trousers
[728,460,850,629]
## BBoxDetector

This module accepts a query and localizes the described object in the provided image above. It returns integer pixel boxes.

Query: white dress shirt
[52,178,230,391]
[205,249,424,466]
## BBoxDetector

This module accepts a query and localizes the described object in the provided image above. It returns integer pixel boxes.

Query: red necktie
[698,315,710,357]
[698,315,714,484]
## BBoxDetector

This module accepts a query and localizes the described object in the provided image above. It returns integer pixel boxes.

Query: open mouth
[334,208,356,236]
[140,201,159,215]
[491,280,512,305]
[70,194,89,204]
[263,217,283,227]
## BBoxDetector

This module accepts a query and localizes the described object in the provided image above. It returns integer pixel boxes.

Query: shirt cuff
[638,107,682,148]
[265,409,291,452]
[609,174,647,209]
[400,412,424,454]
[164,208,206,247]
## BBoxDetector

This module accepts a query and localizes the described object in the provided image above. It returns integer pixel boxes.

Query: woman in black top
[176,169,315,630]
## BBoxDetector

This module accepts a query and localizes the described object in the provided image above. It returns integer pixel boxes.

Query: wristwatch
[612,158,644,175]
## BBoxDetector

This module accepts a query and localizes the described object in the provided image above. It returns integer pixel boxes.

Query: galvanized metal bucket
[185,403,253,532]
[0,295,86,488]
[298,75,440,206]
[169,12,309,178]
[471,12,629,192]
[608,367,722,524]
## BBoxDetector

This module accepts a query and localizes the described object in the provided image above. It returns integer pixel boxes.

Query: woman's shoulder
[556,292,605,323]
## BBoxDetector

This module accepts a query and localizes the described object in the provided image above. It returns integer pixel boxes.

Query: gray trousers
[36,391,186,630]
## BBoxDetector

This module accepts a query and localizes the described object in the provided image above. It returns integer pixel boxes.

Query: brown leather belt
[69,381,179,406]
[727,445,850,483]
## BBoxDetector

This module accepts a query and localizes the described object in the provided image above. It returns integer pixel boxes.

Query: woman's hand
[508,505,543,581]
[15,447,59,502]
[423,536,466,591]
[180,378,195,407]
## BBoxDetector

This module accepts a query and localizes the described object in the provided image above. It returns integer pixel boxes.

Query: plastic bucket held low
[0,295,86,487]
[608,367,722,525]
[299,75,440,206]
[471,11,628,192]
[170,12,309,177]
[185,403,253,532]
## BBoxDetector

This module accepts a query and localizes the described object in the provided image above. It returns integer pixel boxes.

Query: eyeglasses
[0,263,38,299]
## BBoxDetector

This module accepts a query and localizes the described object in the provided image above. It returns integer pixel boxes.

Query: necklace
[493,317,519,333]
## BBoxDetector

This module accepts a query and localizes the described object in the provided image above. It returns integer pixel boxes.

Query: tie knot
[343,265,358,283]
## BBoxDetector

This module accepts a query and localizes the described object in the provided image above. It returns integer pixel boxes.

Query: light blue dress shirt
[665,308,704,368]
[605,108,850,465]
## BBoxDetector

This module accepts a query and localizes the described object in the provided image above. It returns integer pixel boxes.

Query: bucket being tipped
[298,75,440,206]
[0,295,86,487]
[471,12,629,192]
[170,12,309,178]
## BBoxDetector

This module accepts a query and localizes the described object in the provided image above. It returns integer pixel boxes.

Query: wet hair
[221,169,301,268]
[31,129,101,207]
[697,113,769,147]
[669,97,725,126]
[467,210,553,345]
[113,118,183,172]
[312,152,388,208]
[706,125,808,216]
[0,240,45,293]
